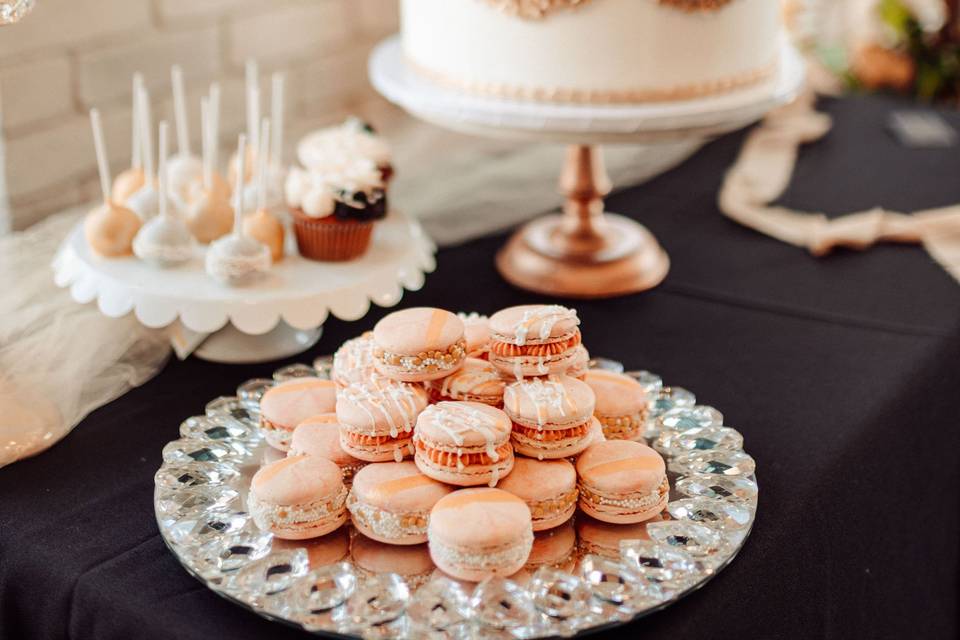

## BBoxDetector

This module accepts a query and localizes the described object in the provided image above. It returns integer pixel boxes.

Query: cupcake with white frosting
[296,117,394,183]
[285,157,387,261]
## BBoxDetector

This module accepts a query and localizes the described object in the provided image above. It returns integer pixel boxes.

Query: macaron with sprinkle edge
[428,487,534,581]
[496,457,578,531]
[289,414,367,485]
[576,440,669,524]
[248,455,348,539]
[373,307,466,382]
[583,369,649,441]
[427,357,505,406]
[347,461,453,545]
[259,378,338,451]
[414,401,514,487]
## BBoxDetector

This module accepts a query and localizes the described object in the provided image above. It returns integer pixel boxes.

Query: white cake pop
[166,65,204,205]
[126,86,160,220]
[85,108,142,258]
[206,134,271,286]
[112,73,145,204]
[184,96,233,243]
[242,118,284,262]
[133,121,194,267]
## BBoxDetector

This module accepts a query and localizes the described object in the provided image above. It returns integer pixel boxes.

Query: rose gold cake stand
[496,144,669,297]
[369,34,805,298]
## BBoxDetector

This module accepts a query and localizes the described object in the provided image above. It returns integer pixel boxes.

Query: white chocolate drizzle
[505,377,576,428]
[422,403,505,468]
[340,379,421,437]
[511,305,579,346]
[440,362,503,399]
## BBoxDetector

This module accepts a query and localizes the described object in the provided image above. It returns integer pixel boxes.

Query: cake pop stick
[248,85,260,168]
[201,97,212,192]
[233,134,246,234]
[126,86,160,220]
[112,73,146,203]
[210,82,221,176]
[85,108,141,257]
[171,65,190,158]
[242,118,285,262]
[158,121,171,220]
[185,97,232,244]
[271,72,284,166]
[245,59,259,142]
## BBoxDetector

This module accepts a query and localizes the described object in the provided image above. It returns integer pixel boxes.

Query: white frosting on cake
[284,159,383,218]
[401,0,781,103]
[297,118,392,171]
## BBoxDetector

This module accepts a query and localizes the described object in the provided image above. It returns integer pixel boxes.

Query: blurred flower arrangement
[802,0,960,101]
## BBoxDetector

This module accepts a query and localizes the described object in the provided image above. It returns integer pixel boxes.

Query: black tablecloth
[2,95,958,640]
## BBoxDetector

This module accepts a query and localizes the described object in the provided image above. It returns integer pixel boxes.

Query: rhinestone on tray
[161,437,251,465]
[156,486,241,526]
[658,405,723,433]
[587,357,624,373]
[529,567,594,620]
[154,462,240,491]
[205,396,260,426]
[180,415,255,442]
[273,363,318,381]
[675,474,758,504]
[624,370,663,396]
[648,387,696,417]
[668,498,752,532]
[669,450,756,477]
[165,508,250,548]
[654,425,744,457]
[231,549,310,598]
[289,562,357,618]
[344,572,410,627]
[236,379,275,407]
[406,577,471,635]
[312,355,334,378]
[578,554,666,617]
[619,539,700,590]
[646,521,725,560]
[470,577,537,631]
[195,530,274,578]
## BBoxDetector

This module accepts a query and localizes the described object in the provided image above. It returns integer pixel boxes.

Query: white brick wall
[0,0,398,229]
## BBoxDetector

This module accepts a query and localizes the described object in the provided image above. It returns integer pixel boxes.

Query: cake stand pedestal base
[496,145,669,298]
[194,323,323,364]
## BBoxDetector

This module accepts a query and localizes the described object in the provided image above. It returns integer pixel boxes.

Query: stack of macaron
[248,303,668,583]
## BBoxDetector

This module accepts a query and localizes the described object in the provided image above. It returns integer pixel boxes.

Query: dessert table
[1,94,957,639]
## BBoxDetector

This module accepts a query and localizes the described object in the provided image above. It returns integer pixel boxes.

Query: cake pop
[84,108,141,257]
[126,86,160,220]
[242,119,285,262]
[228,60,260,186]
[184,96,233,243]
[166,65,204,205]
[111,73,145,204]
[206,134,271,286]
[132,121,194,267]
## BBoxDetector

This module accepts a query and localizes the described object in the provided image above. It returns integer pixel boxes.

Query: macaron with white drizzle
[504,375,602,460]
[336,377,429,463]
[488,305,583,378]
[413,401,514,487]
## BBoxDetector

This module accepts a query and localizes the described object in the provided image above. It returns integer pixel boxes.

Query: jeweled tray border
[154,358,758,638]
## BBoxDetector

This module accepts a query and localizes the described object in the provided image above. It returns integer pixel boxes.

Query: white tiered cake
[401,0,782,104]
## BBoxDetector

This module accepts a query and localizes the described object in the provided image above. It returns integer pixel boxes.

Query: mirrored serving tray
[154,358,758,638]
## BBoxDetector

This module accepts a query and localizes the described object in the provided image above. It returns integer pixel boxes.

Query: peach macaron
[331,332,378,387]
[336,378,428,463]
[347,461,453,545]
[413,401,514,487]
[372,307,466,382]
[503,375,603,460]
[575,440,669,524]
[259,378,337,451]
[496,457,578,531]
[288,414,367,485]
[426,357,505,406]
[248,455,348,539]
[457,311,491,358]
[583,369,649,441]
[488,304,582,378]
[428,488,534,581]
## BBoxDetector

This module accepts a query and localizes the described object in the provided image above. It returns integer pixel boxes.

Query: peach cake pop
[84,108,141,257]
[111,73,145,204]
[165,65,203,205]
[184,95,232,243]
[132,121,194,267]
[241,118,284,261]
[205,133,271,286]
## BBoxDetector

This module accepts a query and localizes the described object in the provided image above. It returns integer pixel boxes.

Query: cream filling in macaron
[430,532,533,573]
[346,491,430,540]
[248,485,348,531]
[375,340,467,375]
[578,476,669,514]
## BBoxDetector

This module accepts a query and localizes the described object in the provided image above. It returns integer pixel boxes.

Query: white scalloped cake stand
[53,211,436,363]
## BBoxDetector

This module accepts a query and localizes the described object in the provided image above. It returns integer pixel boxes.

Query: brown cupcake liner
[293,214,374,261]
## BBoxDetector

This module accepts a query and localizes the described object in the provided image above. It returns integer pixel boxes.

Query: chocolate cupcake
[285,160,387,261]
[296,117,394,184]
